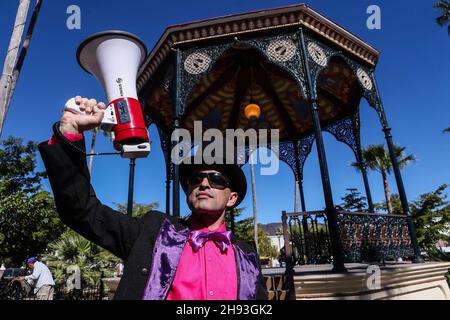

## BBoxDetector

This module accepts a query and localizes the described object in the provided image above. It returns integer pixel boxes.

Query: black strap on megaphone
[53,122,122,157]
[86,151,123,156]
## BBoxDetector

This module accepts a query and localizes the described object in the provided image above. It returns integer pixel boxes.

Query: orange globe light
[244,103,261,120]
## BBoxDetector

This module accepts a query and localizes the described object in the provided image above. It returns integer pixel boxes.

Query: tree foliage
[0,191,67,265]
[337,188,367,212]
[0,137,66,265]
[42,230,120,287]
[257,229,279,259]
[374,193,403,215]
[353,144,416,175]
[410,184,450,253]
[114,201,159,218]
[373,185,449,254]
[226,207,279,258]
[352,144,415,214]
[0,137,45,195]
[434,0,450,35]
[225,207,245,232]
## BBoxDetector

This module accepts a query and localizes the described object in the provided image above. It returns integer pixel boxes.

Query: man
[38,97,267,300]
[15,257,55,300]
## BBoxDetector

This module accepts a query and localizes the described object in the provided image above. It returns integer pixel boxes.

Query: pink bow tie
[189,230,232,253]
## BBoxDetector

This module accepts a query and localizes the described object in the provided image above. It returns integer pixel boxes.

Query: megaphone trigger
[63,97,85,115]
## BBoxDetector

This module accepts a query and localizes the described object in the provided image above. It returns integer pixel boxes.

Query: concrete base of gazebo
[102,263,450,300]
[263,262,450,300]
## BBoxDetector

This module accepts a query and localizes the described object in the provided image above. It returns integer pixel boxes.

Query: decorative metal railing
[285,211,332,265]
[282,210,415,265]
[336,211,414,262]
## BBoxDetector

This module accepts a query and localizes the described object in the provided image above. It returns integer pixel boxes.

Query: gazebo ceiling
[138,3,378,140]
[180,47,362,142]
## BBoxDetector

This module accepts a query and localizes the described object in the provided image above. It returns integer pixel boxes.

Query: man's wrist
[59,121,80,135]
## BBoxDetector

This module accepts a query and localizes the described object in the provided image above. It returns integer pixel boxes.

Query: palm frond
[434,0,450,34]
[350,161,363,172]
[42,230,120,287]
[433,0,450,10]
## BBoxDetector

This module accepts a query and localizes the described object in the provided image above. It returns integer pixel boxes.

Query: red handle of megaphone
[110,97,149,144]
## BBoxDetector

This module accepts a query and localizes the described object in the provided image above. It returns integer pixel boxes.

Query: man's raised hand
[60,96,106,134]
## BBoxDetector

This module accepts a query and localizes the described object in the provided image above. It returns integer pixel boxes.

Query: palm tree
[249,157,259,253]
[43,230,120,287]
[434,0,450,35]
[351,144,416,214]
[114,201,159,217]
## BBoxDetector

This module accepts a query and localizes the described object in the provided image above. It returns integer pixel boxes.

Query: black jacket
[38,127,268,300]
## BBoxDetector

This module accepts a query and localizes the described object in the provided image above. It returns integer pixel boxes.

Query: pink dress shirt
[48,133,83,145]
[166,222,238,300]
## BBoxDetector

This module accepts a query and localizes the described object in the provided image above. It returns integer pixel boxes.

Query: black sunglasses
[187,172,231,190]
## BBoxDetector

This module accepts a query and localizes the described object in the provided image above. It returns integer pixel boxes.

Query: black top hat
[179,143,247,209]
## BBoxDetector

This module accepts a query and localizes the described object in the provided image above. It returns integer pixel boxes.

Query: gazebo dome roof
[137,3,380,140]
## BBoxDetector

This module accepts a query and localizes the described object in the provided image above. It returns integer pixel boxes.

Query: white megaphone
[65,30,150,158]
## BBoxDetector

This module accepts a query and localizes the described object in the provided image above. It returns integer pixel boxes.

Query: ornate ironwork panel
[301,34,337,98]
[339,62,384,126]
[277,141,296,178]
[336,61,384,128]
[352,108,363,163]
[299,33,385,164]
[178,43,234,116]
[277,134,315,180]
[286,211,414,265]
[235,136,314,183]
[301,34,384,125]
[323,116,360,161]
[366,72,388,128]
[297,134,316,172]
[246,33,307,98]
[336,212,414,263]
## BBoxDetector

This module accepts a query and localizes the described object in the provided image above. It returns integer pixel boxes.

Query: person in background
[15,257,55,300]
[0,263,5,279]
[115,262,124,277]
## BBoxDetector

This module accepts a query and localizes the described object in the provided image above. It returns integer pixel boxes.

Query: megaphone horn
[76,30,149,154]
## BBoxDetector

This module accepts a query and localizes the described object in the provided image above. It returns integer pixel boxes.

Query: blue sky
[1,0,449,224]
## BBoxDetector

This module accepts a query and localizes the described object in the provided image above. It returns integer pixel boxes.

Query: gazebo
[135,3,423,276]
